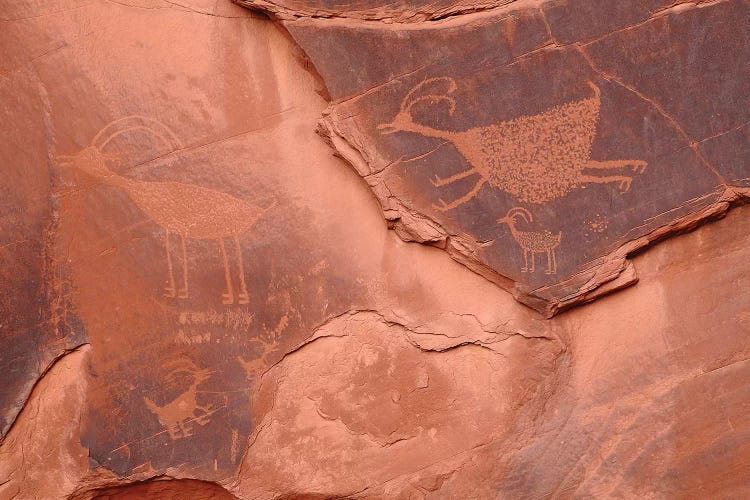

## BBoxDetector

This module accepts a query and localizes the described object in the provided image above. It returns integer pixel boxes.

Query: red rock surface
[0,0,748,498]
[252,0,750,315]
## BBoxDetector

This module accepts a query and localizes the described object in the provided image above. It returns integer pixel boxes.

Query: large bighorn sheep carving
[57,116,274,304]
[378,77,647,208]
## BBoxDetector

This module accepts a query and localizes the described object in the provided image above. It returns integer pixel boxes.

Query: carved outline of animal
[378,77,648,209]
[497,207,561,274]
[143,359,217,440]
[237,315,288,381]
[57,116,275,305]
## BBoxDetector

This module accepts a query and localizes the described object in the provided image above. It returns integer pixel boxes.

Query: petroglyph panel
[378,78,647,206]
[0,4,371,479]
[281,0,750,314]
[64,112,370,475]
[58,116,275,305]
[2,0,750,498]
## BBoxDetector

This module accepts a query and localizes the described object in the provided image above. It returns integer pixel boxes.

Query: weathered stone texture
[278,0,750,314]
[0,0,748,498]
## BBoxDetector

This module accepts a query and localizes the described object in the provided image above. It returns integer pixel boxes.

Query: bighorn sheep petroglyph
[378,77,647,209]
[57,116,274,304]
[497,207,561,274]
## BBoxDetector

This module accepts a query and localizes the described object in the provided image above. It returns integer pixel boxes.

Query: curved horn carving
[400,76,457,113]
[507,207,533,223]
[92,115,183,152]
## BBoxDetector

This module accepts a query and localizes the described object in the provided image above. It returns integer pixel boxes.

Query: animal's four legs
[521,249,537,273]
[178,233,189,298]
[552,249,557,274]
[218,238,234,305]
[578,174,633,193]
[430,167,480,187]
[529,250,535,273]
[233,234,250,305]
[434,178,487,212]
[164,229,177,298]
[545,249,557,274]
[522,249,530,273]
[164,230,190,299]
[580,159,648,192]
[585,159,648,173]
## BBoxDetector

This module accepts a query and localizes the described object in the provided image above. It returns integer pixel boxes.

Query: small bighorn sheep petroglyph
[497,207,561,275]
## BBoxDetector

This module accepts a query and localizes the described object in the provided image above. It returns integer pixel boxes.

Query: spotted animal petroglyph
[143,358,219,440]
[378,77,648,208]
[497,207,561,274]
[57,116,275,305]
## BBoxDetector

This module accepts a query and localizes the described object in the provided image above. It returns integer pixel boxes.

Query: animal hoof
[222,293,234,305]
[237,293,250,305]
[633,161,648,173]
[619,179,632,192]
[164,287,176,298]
[178,289,189,299]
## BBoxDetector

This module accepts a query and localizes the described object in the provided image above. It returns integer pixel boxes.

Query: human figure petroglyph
[378,77,648,208]
[57,116,275,305]
[497,207,561,274]
[143,358,218,440]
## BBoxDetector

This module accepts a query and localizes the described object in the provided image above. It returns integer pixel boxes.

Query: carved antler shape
[400,76,458,116]
[378,76,458,134]
[506,207,533,224]
[56,116,183,169]
[92,115,183,152]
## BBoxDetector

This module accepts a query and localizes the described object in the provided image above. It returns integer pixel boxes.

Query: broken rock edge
[232,0,521,23]
[324,99,750,314]
[233,308,565,497]
[67,476,239,500]
[231,0,748,317]
[319,111,749,317]
[230,0,731,28]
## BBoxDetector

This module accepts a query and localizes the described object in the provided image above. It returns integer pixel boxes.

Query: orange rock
[0,0,748,498]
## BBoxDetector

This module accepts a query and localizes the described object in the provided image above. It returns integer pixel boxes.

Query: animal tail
[586,81,601,101]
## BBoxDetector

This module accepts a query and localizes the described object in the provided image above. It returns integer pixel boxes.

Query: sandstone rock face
[246,0,750,315]
[0,0,748,499]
